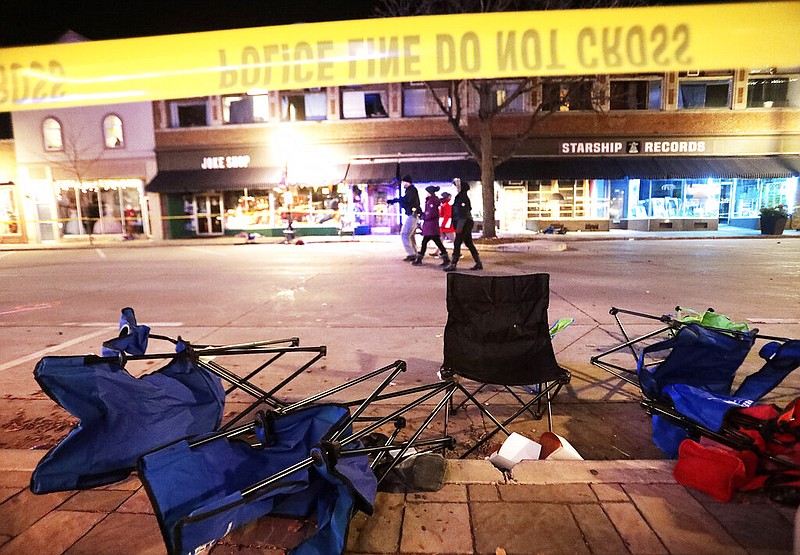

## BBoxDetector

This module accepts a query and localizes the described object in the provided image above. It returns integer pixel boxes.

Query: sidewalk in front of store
[1,449,796,555]
[2,225,798,252]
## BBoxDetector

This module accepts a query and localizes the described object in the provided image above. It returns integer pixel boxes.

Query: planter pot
[760,215,788,235]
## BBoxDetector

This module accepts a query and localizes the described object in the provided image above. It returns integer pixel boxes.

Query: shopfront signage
[1,2,797,112]
[200,155,251,170]
[560,140,706,155]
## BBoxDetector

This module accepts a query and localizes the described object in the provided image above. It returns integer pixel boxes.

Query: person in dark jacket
[444,178,482,271]
[413,185,450,266]
[387,175,421,261]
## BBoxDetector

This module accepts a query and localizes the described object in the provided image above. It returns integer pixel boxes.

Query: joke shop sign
[559,139,706,155]
[200,155,252,169]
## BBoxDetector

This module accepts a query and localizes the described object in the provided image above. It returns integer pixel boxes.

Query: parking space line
[0,328,113,372]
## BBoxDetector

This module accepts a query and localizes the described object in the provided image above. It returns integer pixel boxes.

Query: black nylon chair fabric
[442,273,566,385]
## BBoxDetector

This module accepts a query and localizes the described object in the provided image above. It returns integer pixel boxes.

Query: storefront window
[55,179,147,237]
[761,177,798,212]
[527,180,609,219]
[731,179,760,218]
[626,179,720,218]
[221,184,368,232]
[0,185,21,235]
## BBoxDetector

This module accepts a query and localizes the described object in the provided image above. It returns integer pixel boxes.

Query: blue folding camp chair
[31,307,326,493]
[590,306,751,387]
[139,359,456,555]
[635,322,800,462]
[139,404,375,555]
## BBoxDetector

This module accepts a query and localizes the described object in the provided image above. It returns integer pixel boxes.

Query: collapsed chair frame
[590,306,790,387]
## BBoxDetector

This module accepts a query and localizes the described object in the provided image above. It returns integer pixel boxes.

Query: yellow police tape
[1,2,798,112]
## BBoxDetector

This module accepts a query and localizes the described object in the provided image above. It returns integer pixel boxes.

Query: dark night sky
[0,0,383,47]
[1,0,733,48]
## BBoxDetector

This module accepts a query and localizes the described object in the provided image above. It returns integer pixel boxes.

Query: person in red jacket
[439,191,455,242]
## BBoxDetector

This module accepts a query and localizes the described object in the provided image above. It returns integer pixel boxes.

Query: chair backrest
[637,323,756,399]
[442,273,564,385]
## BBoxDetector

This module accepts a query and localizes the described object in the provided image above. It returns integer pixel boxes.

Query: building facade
[0,138,22,243]
[11,103,159,243]
[147,68,800,239]
[6,67,800,243]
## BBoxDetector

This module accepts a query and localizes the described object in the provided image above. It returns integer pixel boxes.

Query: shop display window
[222,184,369,231]
[627,179,720,218]
[0,186,21,235]
[55,180,146,237]
[527,179,609,219]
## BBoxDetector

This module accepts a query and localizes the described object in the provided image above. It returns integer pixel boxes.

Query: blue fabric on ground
[637,324,756,399]
[101,307,150,357]
[651,415,691,459]
[31,353,224,493]
[663,383,755,432]
[734,340,800,401]
[139,405,376,555]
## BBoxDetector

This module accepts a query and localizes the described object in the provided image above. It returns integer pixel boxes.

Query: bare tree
[48,126,105,242]
[375,0,646,238]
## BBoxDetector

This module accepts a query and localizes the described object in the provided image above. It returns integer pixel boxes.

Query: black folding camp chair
[439,273,571,458]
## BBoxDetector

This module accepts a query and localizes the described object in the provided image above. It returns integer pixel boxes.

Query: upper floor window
[280,90,327,121]
[678,76,731,109]
[223,93,270,124]
[492,81,526,113]
[103,114,124,148]
[341,88,388,119]
[402,82,451,117]
[610,78,662,110]
[541,81,594,111]
[746,69,800,108]
[43,117,63,151]
[168,99,209,128]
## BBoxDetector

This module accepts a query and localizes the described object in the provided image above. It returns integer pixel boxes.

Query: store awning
[399,160,481,183]
[494,156,799,181]
[616,156,798,179]
[775,156,800,175]
[146,168,284,193]
[344,162,399,183]
[496,158,626,180]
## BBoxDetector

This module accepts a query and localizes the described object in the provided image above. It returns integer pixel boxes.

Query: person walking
[439,191,455,242]
[413,185,450,266]
[443,178,482,272]
[387,175,421,261]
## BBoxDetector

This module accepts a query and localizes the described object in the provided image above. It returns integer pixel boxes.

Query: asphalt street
[1,236,798,460]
